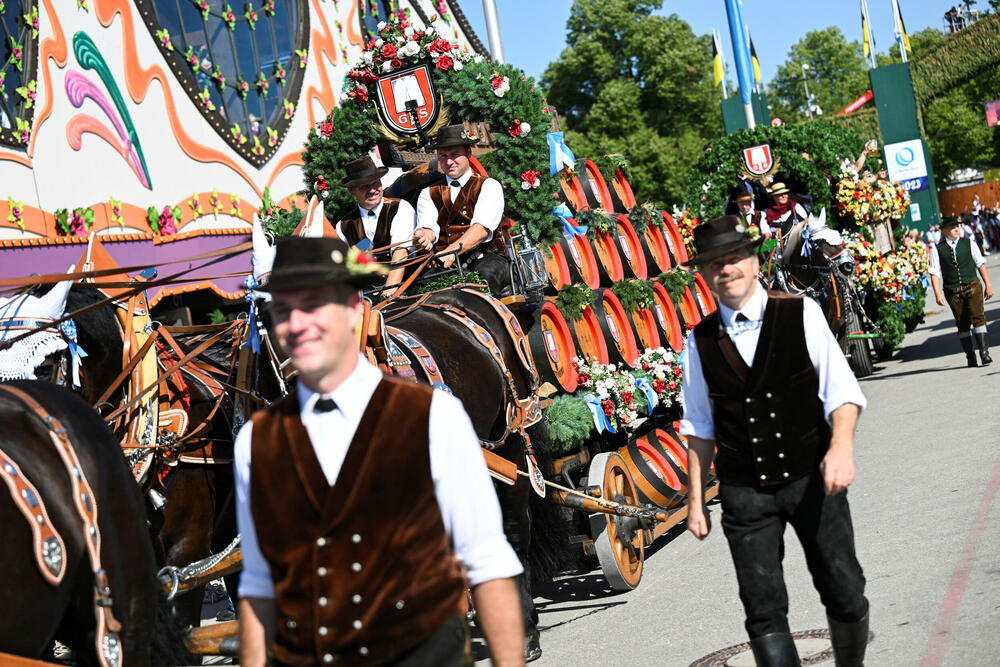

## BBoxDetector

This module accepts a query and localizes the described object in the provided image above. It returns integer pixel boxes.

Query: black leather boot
[976,331,993,365]
[750,632,801,667]
[828,612,869,667]
[961,336,978,367]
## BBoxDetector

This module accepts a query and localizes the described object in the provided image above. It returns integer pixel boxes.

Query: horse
[0,379,186,665]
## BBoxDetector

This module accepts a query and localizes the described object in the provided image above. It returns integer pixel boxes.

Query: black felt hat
[428,124,478,149]
[260,237,384,292]
[940,215,961,228]
[341,156,389,188]
[683,215,764,267]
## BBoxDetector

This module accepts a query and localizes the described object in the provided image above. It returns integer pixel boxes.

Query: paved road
[498,255,1000,667]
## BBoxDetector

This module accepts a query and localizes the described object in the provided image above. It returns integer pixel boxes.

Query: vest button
[353,619,363,630]
[783,472,790,478]
[318,596,328,606]
[752,437,760,443]
[352,533,362,544]
[359,647,369,656]
[395,600,405,610]
[322,654,334,663]
[749,417,756,423]
[316,537,327,547]
[352,594,362,604]
[756,457,763,462]
[775,432,782,438]
[766,392,773,399]
[770,412,776,418]
[286,620,297,629]
[351,562,362,573]
[760,474,766,480]
[317,567,329,576]
[318,626,329,636]
[745,398,752,404]
[778,452,785,459]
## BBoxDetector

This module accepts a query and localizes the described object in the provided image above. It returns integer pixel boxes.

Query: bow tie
[450,180,462,188]
[314,397,338,413]
[366,209,376,217]
[735,313,750,323]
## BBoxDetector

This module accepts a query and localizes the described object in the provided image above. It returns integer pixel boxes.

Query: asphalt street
[506,254,1000,667]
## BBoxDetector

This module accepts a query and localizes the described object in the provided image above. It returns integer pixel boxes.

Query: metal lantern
[514,238,548,292]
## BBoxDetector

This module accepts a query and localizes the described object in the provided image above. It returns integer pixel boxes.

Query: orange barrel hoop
[542,243,572,294]
[618,436,686,509]
[660,212,690,266]
[629,306,661,352]
[591,288,640,367]
[676,285,702,330]
[672,420,716,483]
[527,301,579,393]
[591,231,625,286]
[650,428,690,493]
[559,230,601,290]
[577,158,615,211]
[613,215,648,280]
[568,303,610,365]
[691,272,718,317]
[608,167,637,213]
[650,282,685,353]
[558,173,588,214]
[640,223,672,274]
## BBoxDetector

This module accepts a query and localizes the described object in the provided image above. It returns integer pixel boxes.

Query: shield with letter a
[374,63,440,136]
[743,144,773,175]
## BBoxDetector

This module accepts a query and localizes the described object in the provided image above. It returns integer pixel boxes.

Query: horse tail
[523,421,570,589]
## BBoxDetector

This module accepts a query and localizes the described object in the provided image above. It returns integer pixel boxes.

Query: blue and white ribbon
[547,131,576,175]
[59,319,87,388]
[354,237,373,252]
[243,275,262,353]
[800,225,813,257]
[584,393,616,434]
[634,377,658,411]
[920,275,930,288]
[553,204,587,239]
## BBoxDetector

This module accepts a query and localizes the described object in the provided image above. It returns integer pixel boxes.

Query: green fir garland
[627,202,658,234]
[543,393,595,456]
[576,207,616,239]
[656,267,694,303]
[554,283,596,321]
[611,279,654,313]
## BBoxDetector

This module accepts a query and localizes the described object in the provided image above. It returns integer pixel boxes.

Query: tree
[768,27,869,122]
[541,0,722,204]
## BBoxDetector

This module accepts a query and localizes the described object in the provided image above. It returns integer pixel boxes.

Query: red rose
[429,38,451,54]
[667,381,677,391]
[491,76,504,90]
[578,373,590,384]
[601,400,614,417]
[508,119,522,137]
[642,362,651,370]
[653,379,666,393]
[351,87,369,103]
[381,43,397,59]
[362,69,378,84]
[316,175,330,191]
[622,391,633,405]
[673,366,682,378]
[320,122,334,137]
[365,39,376,50]
[390,58,402,69]
[435,55,453,71]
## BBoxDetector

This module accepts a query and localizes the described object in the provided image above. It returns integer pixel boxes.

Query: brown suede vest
[338,198,401,261]
[249,377,466,665]
[693,291,830,487]
[428,174,487,250]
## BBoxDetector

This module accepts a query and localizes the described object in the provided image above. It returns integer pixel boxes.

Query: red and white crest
[374,63,440,136]
[543,329,560,363]
[743,144,773,175]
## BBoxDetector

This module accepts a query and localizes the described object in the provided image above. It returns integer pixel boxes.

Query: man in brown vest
[680,217,870,666]
[412,124,511,295]
[733,189,771,241]
[234,237,525,666]
[336,156,416,298]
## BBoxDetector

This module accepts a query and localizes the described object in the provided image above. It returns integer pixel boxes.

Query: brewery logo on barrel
[654,304,667,330]
[694,290,706,312]
[606,316,620,342]
[618,234,632,261]
[743,144,773,175]
[567,240,583,268]
[663,232,676,254]
[543,328,560,363]
[375,63,441,137]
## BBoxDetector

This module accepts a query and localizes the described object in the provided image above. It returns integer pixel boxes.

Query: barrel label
[606,316,620,342]
[694,290,707,312]
[618,234,632,260]
[568,240,583,268]
[543,329,560,363]
[654,304,667,329]
[664,232,676,254]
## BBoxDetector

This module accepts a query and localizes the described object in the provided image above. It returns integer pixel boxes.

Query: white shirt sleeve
[233,420,275,599]
[802,297,867,421]
[679,334,715,440]
[971,239,986,267]
[415,188,440,241]
[428,391,523,586]
[389,199,417,246]
[470,178,504,233]
[928,244,941,278]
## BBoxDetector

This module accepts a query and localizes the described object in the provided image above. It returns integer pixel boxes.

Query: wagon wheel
[587,451,644,591]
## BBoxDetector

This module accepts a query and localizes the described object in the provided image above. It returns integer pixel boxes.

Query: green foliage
[555,283,597,321]
[611,278,654,313]
[627,201,658,233]
[575,207,616,239]
[592,153,631,183]
[405,271,488,296]
[911,15,1000,103]
[543,393,594,456]
[656,267,694,302]
[261,206,304,239]
[206,308,227,325]
[901,288,926,333]
[876,300,906,350]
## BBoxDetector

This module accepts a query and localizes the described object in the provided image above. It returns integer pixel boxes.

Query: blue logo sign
[895,147,915,167]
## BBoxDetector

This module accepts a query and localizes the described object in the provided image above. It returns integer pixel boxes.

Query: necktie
[736,313,749,323]
[367,209,376,217]
[314,397,337,413]
[450,180,461,188]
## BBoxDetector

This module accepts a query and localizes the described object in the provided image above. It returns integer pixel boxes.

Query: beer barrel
[591,231,625,286]
[608,168,637,213]
[650,282,685,353]
[628,306,661,352]
[672,420,716,483]
[568,304,609,365]
[650,427,690,492]
[613,215,648,280]
[676,285,702,330]
[660,212,690,266]
[618,436,686,509]
[558,174,589,213]
[542,243,572,294]
[691,272,718,317]
[559,232,601,289]
[577,158,614,211]
[591,288,640,366]
[640,223,672,274]
[527,301,579,393]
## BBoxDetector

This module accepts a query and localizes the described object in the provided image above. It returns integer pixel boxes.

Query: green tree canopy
[541,0,722,204]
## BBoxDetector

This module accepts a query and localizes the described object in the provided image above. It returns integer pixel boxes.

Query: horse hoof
[525,631,542,662]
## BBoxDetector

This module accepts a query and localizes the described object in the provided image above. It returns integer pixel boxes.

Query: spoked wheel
[844,304,874,378]
[587,452,644,591]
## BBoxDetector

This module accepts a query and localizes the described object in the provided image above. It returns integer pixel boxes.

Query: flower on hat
[462,129,478,142]
[346,246,389,276]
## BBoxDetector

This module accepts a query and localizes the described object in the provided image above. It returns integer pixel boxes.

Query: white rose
[520,122,530,135]
[382,60,395,73]
[453,60,463,71]
[425,25,435,35]
[494,87,506,98]
[474,54,485,63]
[362,51,374,65]
[402,41,420,57]
[375,38,384,47]
[396,36,405,45]
[404,26,414,37]
[521,181,531,190]
[377,21,387,30]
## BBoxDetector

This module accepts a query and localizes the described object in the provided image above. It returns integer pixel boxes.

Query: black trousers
[388,613,471,667]
[719,470,868,639]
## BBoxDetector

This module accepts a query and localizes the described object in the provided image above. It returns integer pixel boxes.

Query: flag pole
[724,0,755,129]
[481,0,506,63]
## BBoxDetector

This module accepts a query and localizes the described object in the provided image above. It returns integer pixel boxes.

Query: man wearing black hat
[680,216,870,666]
[336,155,416,298]
[235,237,525,667]
[929,215,993,367]
[732,189,771,241]
[413,124,510,294]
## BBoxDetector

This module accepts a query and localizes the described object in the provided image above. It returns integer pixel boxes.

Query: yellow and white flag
[861,0,877,68]
[892,0,913,61]
[712,28,725,87]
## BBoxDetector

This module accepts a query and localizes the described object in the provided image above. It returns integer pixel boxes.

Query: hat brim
[258,267,382,293]
[769,188,791,196]
[341,166,389,188]
[683,237,763,267]
[429,137,476,150]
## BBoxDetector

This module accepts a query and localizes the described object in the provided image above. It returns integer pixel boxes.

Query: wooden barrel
[650,427,690,492]
[542,243,572,294]
[613,215,648,280]
[577,158,615,211]
[568,304,609,365]
[640,223,672,275]
[619,436,686,509]
[591,288,640,366]
[691,272,718,317]
[591,231,625,286]
[660,212,690,266]
[558,174,589,213]
[672,420,716,483]
[527,301,579,393]
[608,168,637,213]
[628,306,660,352]
[650,282,685,353]
[559,232,601,289]
[676,285,702,330]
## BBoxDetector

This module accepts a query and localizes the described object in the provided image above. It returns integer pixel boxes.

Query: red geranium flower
[622,391,633,405]
[653,379,666,393]
[508,119,522,137]
[435,55,453,71]
[381,43,397,59]
[667,381,677,391]
[316,175,330,191]
[673,366,682,378]
[491,76,504,90]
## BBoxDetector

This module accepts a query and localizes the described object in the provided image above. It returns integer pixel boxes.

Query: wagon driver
[235,236,525,666]
[412,123,511,296]
[680,216,870,667]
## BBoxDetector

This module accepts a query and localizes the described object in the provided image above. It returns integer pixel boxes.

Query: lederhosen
[937,237,986,331]
[339,198,402,262]
[693,292,867,638]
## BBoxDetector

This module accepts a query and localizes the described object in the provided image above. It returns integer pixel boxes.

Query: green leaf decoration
[554,283,596,321]
[575,207,616,239]
[543,394,594,456]
[611,279,654,313]
[656,267,694,303]
[405,272,489,297]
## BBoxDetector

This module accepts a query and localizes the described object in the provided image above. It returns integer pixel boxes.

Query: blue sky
[458,1,961,87]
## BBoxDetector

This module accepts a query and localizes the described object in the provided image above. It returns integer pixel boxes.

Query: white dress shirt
[680,284,866,441]
[415,169,504,243]
[234,355,523,598]
[335,198,416,247]
[928,236,985,278]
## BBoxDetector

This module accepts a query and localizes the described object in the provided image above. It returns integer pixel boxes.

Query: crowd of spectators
[924,196,1000,256]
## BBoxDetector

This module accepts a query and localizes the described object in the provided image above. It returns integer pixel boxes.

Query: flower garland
[834,172,910,226]
[673,207,699,255]
[842,231,926,302]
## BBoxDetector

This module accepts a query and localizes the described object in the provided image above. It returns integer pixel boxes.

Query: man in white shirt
[732,189,771,241]
[680,216,869,667]
[235,237,525,666]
